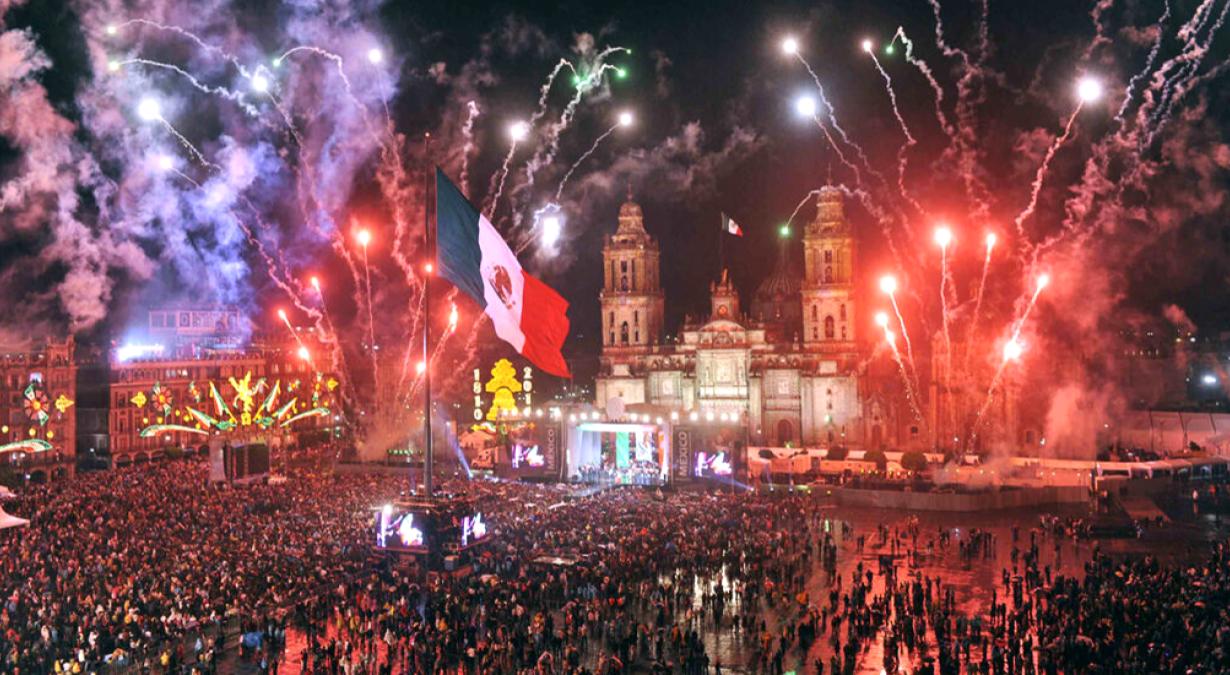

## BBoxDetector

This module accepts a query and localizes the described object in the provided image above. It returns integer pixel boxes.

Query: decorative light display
[136,369,333,439]
[484,359,523,421]
[22,383,51,427]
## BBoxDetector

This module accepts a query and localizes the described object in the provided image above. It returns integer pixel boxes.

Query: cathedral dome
[752,237,802,329]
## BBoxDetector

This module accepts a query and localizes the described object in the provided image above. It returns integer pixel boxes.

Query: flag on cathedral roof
[435,168,571,377]
[721,213,744,237]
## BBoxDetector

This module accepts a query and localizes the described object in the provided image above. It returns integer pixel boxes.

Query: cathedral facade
[595,186,912,450]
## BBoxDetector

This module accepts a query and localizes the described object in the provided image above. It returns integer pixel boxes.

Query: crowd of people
[2,457,1230,673]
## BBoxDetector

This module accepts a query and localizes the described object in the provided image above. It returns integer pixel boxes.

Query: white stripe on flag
[476,213,527,352]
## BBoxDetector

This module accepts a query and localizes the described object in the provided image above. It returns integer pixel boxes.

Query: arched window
[632,264,637,290]
[824,316,835,339]
[812,327,818,340]
[620,322,630,345]
[811,305,818,321]
[824,266,833,283]
[840,304,846,320]
[634,311,639,326]
[824,250,833,264]
[777,419,794,445]
[634,331,639,342]
[608,311,614,327]
[621,276,629,291]
[841,326,847,340]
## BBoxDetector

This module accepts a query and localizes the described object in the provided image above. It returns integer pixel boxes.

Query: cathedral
[595,185,916,450]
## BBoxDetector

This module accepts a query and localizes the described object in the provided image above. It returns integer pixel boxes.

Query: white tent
[0,507,29,529]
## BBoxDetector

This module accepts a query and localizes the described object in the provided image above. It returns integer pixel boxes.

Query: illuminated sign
[461,512,488,547]
[512,444,545,468]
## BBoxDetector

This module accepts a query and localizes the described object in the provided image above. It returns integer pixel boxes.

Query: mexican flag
[721,213,744,237]
[435,168,572,377]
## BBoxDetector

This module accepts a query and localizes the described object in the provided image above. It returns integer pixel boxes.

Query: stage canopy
[0,507,29,530]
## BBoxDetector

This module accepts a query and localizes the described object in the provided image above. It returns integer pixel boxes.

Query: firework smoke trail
[1080,0,1119,61]
[971,277,1049,440]
[1136,0,1222,143]
[1013,106,1082,240]
[792,53,882,184]
[153,118,215,169]
[360,244,380,400]
[114,19,244,66]
[928,0,995,221]
[116,59,261,116]
[886,335,927,427]
[891,28,956,143]
[965,238,995,371]
[554,122,620,201]
[810,115,863,187]
[511,50,628,230]
[1117,0,1172,123]
[938,245,954,416]
[887,292,917,380]
[477,59,576,218]
[1146,0,1230,148]
[867,48,926,217]
[278,310,313,366]
[459,101,481,197]
[485,140,522,219]
[785,190,823,229]
[530,59,575,125]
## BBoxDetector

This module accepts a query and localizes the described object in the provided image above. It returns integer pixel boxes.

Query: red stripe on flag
[519,272,572,378]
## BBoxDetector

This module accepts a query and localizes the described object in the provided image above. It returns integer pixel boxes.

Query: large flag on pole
[721,213,744,237]
[435,168,571,377]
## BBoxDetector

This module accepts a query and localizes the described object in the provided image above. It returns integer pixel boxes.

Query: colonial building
[0,338,78,482]
[108,309,338,464]
[596,186,913,449]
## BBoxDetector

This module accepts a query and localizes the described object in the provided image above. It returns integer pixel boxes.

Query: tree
[825,445,848,461]
[863,448,888,471]
[900,450,928,473]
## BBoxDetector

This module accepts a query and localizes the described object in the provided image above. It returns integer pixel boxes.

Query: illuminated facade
[596,187,910,449]
[108,309,338,463]
[0,339,78,478]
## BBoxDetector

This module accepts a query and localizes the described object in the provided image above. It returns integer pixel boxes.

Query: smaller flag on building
[721,213,744,237]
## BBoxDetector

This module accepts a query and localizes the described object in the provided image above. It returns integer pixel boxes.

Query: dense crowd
[2,459,1230,673]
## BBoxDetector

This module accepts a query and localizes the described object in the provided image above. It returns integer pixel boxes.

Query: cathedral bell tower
[600,187,664,355]
[801,186,856,353]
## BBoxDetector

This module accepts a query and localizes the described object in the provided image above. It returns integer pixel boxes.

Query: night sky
[2,0,1229,398]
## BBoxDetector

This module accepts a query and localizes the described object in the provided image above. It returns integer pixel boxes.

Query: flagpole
[719,215,725,279]
[423,133,434,498]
